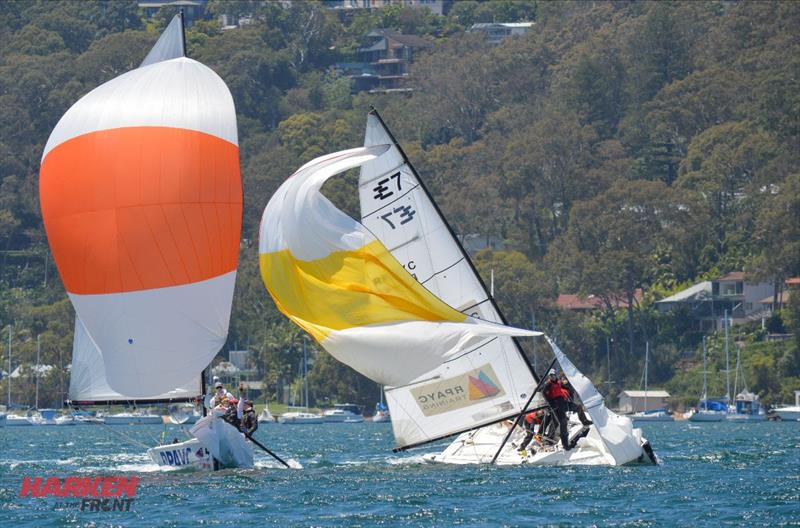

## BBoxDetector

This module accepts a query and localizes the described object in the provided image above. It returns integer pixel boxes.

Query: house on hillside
[556,290,643,313]
[656,272,773,331]
[138,0,207,24]
[333,29,431,93]
[467,22,533,44]
[323,0,450,16]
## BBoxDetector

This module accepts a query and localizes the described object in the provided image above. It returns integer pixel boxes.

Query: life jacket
[525,411,542,425]
[545,379,570,401]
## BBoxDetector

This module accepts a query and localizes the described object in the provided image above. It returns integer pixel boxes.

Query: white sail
[140,14,185,67]
[68,317,200,403]
[547,337,644,465]
[358,112,540,448]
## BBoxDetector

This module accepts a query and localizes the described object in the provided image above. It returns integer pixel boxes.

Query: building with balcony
[467,22,533,44]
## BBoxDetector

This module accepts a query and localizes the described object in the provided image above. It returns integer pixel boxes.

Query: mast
[724,309,731,408]
[701,335,708,408]
[35,334,41,409]
[6,325,10,409]
[367,108,540,383]
[644,342,649,413]
[303,337,309,411]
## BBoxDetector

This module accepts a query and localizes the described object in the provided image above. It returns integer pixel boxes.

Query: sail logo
[411,364,506,417]
[468,371,502,400]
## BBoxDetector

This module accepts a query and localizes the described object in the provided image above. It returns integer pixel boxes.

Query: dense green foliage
[0,1,797,411]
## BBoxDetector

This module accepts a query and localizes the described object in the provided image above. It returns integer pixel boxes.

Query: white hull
[5,415,33,426]
[774,407,800,421]
[727,413,767,422]
[687,410,727,422]
[103,413,163,425]
[372,412,390,423]
[323,412,364,423]
[424,419,653,466]
[148,438,214,470]
[279,412,325,424]
[631,412,674,422]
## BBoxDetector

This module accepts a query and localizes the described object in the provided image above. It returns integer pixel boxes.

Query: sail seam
[420,257,465,285]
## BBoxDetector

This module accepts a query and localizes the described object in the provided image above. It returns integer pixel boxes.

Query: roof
[556,289,643,310]
[786,277,800,286]
[620,390,671,398]
[470,22,534,29]
[717,271,745,281]
[758,291,791,305]
[656,281,712,304]
[364,29,431,48]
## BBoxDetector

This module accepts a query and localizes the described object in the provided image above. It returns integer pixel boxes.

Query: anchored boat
[258,110,655,467]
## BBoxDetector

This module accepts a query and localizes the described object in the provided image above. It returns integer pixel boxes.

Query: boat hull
[5,416,33,426]
[424,419,653,467]
[727,413,767,422]
[774,407,800,421]
[687,410,727,422]
[279,412,325,424]
[148,438,213,470]
[103,414,163,425]
[631,413,675,422]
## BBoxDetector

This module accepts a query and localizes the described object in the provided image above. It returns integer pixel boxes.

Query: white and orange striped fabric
[40,16,242,398]
[259,146,537,388]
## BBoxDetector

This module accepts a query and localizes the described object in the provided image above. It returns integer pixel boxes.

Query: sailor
[237,398,258,436]
[560,373,592,426]
[518,409,545,453]
[543,369,572,451]
[209,381,234,408]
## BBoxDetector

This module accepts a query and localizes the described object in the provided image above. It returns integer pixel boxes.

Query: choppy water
[1,421,798,527]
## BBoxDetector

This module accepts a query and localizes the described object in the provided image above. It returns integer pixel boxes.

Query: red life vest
[545,380,570,401]
[525,411,542,425]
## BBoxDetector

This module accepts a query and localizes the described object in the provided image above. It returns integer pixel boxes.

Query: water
[1,421,798,527]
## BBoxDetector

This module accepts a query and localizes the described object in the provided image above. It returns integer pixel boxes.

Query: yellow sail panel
[260,240,466,342]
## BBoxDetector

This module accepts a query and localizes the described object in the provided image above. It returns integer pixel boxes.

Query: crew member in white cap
[209,381,234,408]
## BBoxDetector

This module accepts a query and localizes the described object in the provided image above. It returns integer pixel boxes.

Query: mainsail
[259,121,541,450]
[356,111,541,448]
[40,14,242,399]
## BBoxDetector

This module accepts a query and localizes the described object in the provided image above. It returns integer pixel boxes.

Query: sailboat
[39,14,255,470]
[279,339,324,424]
[630,342,674,422]
[258,109,655,466]
[687,336,727,422]
[373,388,391,423]
[727,344,766,422]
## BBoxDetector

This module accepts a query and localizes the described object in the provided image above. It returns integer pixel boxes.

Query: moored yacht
[773,390,800,421]
[323,403,364,423]
[727,390,766,422]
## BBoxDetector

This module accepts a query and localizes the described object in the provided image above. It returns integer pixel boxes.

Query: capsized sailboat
[259,109,655,466]
[40,14,252,470]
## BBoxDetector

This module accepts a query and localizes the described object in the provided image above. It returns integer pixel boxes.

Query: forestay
[357,112,540,449]
[40,14,242,398]
[68,317,200,403]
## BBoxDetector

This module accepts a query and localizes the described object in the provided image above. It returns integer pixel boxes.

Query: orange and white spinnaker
[40,15,242,398]
[258,146,538,388]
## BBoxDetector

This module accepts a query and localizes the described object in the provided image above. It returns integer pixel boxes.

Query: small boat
[726,344,766,422]
[773,390,800,421]
[687,400,727,422]
[373,401,390,423]
[727,390,767,422]
[258,406,276,423]
[5,414,33,426]
[630,343,674,423]
[323,404,364,423]
[688,337,728,422]
[102,410,164,425]
[631,407,675,422]
[278,411,325,424]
